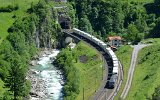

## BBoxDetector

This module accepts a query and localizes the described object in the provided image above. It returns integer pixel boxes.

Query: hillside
[0,0,63,99]
[0,0,39,43]
[126,40,160,99]
[123,0,153,2]
[1,0,160,99]
[55,41,103,100]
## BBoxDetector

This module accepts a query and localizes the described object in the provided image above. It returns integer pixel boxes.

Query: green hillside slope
[0,0,39,43]
[127,43,160,99]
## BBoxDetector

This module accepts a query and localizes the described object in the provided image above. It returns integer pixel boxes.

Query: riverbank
[27,49,65,100]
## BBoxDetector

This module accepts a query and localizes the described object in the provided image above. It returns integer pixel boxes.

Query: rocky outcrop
[28,70,47,99]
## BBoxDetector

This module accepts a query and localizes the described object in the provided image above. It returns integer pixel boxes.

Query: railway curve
[63,29,123,100]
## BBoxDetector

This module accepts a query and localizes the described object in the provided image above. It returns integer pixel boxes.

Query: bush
[0,5,19,12]
[152,86,160,100]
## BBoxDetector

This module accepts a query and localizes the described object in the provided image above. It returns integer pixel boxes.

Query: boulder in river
[30,61,37,66]
[29,92,39,98]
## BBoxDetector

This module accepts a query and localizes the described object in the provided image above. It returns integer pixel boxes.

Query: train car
[113,67,118,74]
[108,50,115,58]
[105,47,112,55]
[73,28,92,40]
[99,42,107,50]
[106,48,112,51]
[109,74,118,88]
[113,61,119,67]
[73,28,108,51]
[86,33,92,39]
[73,28,79,34]
[112,57,118,61]
[73,28,119,89]
[92,37,101,45]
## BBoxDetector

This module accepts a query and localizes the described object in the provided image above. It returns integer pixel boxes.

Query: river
[29,49,64,100]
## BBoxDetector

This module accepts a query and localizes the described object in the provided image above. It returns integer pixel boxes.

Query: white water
[31,49,64,100]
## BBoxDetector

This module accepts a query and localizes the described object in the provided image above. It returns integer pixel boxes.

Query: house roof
[108,36,122,41]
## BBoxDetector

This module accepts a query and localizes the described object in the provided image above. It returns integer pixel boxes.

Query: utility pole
[95,67,97,92]
[83,87,84,100]
[105,89,108,100]
[83,71,85,100]
[102,57,104,80]
[105,89,106,100]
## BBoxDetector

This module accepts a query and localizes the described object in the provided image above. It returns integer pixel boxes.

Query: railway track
[97,61,123,100]
[63,29,123,100]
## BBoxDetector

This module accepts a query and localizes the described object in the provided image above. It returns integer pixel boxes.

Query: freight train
[72,28,119,88]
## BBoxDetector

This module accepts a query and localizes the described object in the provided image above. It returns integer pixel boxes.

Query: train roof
[112,57,118,61]
[99,41,105,44]
[114,63,119,67]
[113,60,118,64]
[86,33,91,37]
[109,74,118,83]
[101,43,107,45]
[113,68,118,74]
[106,48,112,51]
[112,55,117,58]
[109,50,114,54]
[93,37,101,42]
[82,31,87,35]
[113,66,118,69]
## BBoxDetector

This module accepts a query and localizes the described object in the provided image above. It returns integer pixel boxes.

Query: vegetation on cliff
[0,0,63,99]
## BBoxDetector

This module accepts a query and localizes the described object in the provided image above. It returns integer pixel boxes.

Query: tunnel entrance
[60,21,70,29]
[58,14,71,29]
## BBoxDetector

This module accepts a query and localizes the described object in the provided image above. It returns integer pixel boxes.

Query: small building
[107,36,122,47]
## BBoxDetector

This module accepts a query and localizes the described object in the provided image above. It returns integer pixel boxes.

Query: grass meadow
[0,0,39,43]
[73,41,103,100]
[115,45,133,100]
[127,44,160,99]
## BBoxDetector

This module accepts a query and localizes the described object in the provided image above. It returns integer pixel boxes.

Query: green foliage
[70,0,151,41]
[0,4,19,12]
[4,51,27,100]
[3,91,12,100]
[115,45,133,100]
[150,19,160,37]
[126,24,144,43]
[152,86,160,100]
[55,41,103,100]
[0,0,39,43]
[154,0,160,5]
[78,15,93,33]
[22,80,31,97]
[127,45,160,100]
[56,48,80,99]
[141,38,160,44]
[0,0,62,99]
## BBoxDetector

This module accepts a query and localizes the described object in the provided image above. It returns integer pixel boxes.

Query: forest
[68,0,160,42]
[0,0,62,99]
[0,0,160,99]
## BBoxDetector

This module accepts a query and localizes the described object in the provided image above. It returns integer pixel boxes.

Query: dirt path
[120,44,148,99]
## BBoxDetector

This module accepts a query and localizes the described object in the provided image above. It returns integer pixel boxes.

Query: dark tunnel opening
[60,21,70,29]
